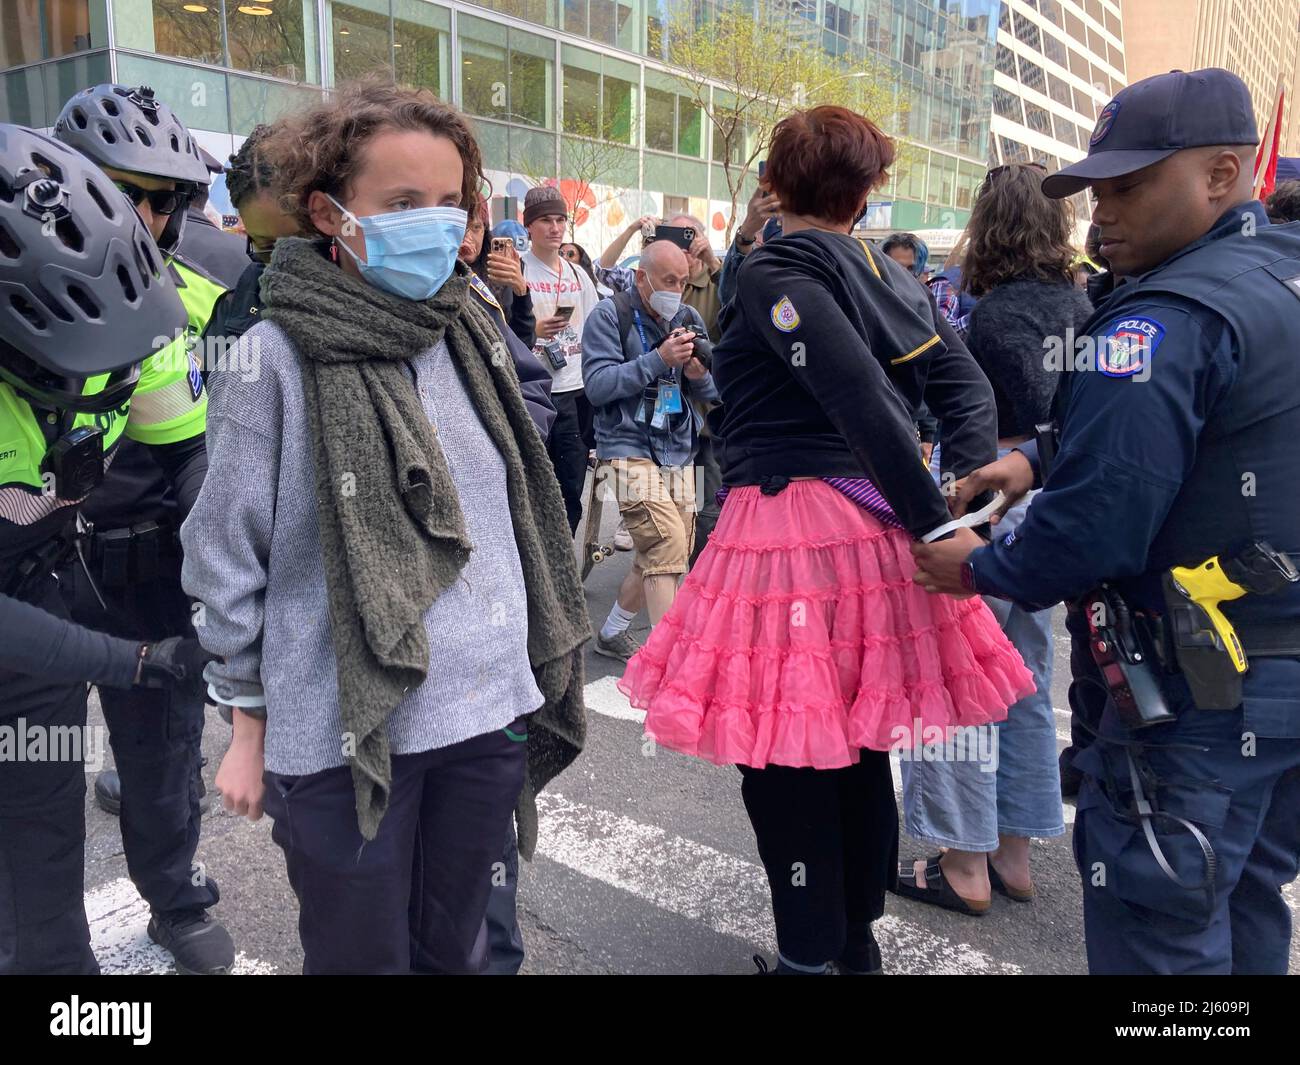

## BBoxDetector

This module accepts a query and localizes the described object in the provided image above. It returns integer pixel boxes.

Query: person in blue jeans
[895,162,1093,913]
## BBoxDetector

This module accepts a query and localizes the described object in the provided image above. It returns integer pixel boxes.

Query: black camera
[668,309,713,369]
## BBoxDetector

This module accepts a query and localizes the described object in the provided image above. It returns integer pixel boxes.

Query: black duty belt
[87,520,180,590]
[2,520,85,599]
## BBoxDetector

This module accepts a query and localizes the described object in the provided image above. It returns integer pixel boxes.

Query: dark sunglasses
[246,235,276,264]
[115,180,188,216]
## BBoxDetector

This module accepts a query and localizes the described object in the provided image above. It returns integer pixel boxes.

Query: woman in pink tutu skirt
[619,106,1036,974]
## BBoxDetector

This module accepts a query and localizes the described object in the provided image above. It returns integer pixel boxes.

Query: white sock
[600,602,638,640]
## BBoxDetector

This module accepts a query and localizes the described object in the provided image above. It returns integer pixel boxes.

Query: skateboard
[579,454,615,582]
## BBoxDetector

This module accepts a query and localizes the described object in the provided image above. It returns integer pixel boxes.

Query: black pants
[0,575,98,974]
[263,720,529,974]
[739,751,898,967]
[690,433,723,567]
[63,558,215,918]
[484,820,525,974]
[548,389,591,533]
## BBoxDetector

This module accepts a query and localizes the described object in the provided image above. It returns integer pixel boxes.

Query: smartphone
[553,303,575,321]
[490,236,513,255]
[757,160,767,180]
[653,224,696,251]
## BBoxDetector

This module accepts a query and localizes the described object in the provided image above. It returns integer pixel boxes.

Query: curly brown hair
[265,77,483,236]
[961,163,1076,296]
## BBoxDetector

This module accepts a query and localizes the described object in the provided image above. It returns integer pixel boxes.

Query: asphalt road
[79,498,1298,975]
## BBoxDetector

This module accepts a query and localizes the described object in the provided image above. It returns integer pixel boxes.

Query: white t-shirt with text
[521,250,600,393]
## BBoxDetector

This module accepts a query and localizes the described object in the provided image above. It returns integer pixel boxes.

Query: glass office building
[2,0,1001,245]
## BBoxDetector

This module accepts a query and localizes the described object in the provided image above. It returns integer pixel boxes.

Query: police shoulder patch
[771,295,800,332]
[469,272,502,311]
[1098,315,1165,377]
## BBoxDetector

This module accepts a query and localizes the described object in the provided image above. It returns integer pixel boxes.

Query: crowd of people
[1,64,1298,978]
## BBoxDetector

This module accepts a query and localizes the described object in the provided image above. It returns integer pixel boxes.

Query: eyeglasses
[114,180,189,216]
[985,161,1049,182]
[246,235,277,264]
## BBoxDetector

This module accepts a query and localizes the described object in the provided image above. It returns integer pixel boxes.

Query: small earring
[330,239,338,263]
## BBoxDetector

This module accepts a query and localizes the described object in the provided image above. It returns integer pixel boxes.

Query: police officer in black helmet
[0,124,226,974]
[912,69,1300,974]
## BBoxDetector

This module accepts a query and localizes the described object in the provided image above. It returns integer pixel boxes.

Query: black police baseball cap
[1042,68,1258,199]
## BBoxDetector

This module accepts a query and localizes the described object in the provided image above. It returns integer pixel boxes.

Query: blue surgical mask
[328,195,467,301]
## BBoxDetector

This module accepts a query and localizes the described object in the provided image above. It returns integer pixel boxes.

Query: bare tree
[666,1,908,241]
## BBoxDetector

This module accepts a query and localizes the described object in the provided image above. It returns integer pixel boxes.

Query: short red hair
[765,106,895,225]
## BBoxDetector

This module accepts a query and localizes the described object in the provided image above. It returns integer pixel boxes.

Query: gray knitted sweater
[180,320,543,776]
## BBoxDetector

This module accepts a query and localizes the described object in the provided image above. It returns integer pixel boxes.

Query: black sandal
[894,855,991,917]
[987,860,1035,902]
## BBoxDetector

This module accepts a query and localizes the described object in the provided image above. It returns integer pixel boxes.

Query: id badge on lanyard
[635,307,682,429]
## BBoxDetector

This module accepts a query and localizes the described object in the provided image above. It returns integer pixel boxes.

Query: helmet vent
[10,293,48,331]
[136,125,153,147]
[71,107,88,130]
[30,152,64,185]
[84,177,114,220]
[170,133,180,153]
[101,127,117,145]
[54,215,84,253]
[116,263,139,303]
[0,221,20,259]
[66,283,100,320]
[102,97,120,117]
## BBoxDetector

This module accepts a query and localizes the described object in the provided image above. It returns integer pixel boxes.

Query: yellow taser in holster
[1161,541,1299,710]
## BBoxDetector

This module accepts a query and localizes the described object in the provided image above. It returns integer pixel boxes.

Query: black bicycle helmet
[53,84,209,186]
[0,124,187,414]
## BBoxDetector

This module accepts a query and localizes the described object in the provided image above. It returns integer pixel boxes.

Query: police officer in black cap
[911,68,1300,974]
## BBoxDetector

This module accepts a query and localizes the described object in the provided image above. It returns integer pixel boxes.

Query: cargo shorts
[611,457,698,577]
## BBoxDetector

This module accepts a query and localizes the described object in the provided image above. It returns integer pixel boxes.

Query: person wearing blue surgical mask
[180,82,589,975]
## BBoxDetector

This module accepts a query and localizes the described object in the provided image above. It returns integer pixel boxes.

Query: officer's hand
[135,637,217,696]
[658,330,697,368]
[951,450,1034,523]
[216,711,266,822]
[485,249,527,296]
[910,526,984,598]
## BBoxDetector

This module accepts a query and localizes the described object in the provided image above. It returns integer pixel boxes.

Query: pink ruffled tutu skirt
[619,480,1036,769]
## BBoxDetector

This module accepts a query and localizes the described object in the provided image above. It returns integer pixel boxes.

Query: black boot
[148,909,235,975]
[94,762,211,816]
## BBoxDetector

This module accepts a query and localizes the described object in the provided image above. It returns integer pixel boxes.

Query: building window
[462,16,553,129]
[1104,6,1121,38]
[1068,47,1090,82]
[1051,111,1074,146]
[1084,0,1103,23]
[993,85,1023,124]
[1042,31,1067,69]
[228,0,317,83]
[998,135,1030,164]
[1048,73,1072,108]
[678,95,701,156]
[1072,86,1094,120]
[1038,0,1062,27]
[1107,41,1124,76]
[1018,55,1046,95]
[995,42,1017,78]
[1012,10,1042,53]
[1063,8,1085,46]
[117,0,224,66]
[644,83,675,152]
[1024,100,1052,136]
[331,1,392,84]
[1086,25,1105,61]
[4,0,95,63]
[394,0,449,96]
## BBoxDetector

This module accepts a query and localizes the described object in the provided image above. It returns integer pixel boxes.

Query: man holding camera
[521,185,601,531]
[582,240,718,660]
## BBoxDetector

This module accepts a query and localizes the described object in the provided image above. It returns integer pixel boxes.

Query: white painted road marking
[536,790,1022,973]
[86,877,275,975]
[585,673,646,723]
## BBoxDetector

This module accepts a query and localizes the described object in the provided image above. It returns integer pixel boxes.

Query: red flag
[1254,79,1285,200]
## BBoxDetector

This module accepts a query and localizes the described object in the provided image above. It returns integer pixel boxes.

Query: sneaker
[148,908,235,975]
[593,629,642,662]
[613,521,634,552]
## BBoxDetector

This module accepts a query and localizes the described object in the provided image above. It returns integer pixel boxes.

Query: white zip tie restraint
[920,492,1007,544]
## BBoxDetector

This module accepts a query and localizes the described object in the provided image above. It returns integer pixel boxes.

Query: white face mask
[645,285,683,319]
